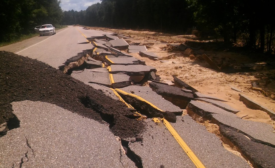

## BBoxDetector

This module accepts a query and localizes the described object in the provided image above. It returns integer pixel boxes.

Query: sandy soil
[87,26,275,130]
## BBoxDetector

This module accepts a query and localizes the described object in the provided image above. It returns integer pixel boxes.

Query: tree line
[62,0,274,53]
[0,0,62,41]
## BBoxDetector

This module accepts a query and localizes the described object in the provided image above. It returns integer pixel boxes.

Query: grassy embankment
[0,25,67,47]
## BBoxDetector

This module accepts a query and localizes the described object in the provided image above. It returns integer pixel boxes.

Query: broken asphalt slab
[220,125,275,168]
[195,98,239,113]
[71,68,131,88]
[173,76,198,92]
[139,51,159,60]
[170,116,250,168]
[149,81,194,109]
[129,119,195,168]
[188,100,275,146]
[0,101,133,168]
[195,92,227,102]
[240,94,275,119]
[116,85,182,122]
[105,55,141,65]
[109,65,156,75]
[109,39,129,49]
[128,45,147,53]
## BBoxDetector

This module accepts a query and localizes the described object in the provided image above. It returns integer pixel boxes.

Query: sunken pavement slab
[109,65,156,75]
[149,81,194,109]
[188,100,275,146]
[139,51,159,60]
[128,45,147,53]
[240,94,275,119]
[0,101,132,168]
[109,39,129,49]
[116,85,182,121]
[71,68,131,88]
[195,92,227,102]
[220,125,275,168]
[195,98,239,113]
[170,116,250,168]
[105,55,141,65]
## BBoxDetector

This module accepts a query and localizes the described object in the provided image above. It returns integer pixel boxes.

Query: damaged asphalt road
[1,26,274,168]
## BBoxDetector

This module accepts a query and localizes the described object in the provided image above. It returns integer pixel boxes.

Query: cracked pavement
[0,101,134,168]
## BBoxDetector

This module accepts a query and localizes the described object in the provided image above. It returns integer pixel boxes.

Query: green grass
[0,33,39,47]
[0,25,67,47]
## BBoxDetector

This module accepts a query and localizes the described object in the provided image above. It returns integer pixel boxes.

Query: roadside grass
[0,25,67,47]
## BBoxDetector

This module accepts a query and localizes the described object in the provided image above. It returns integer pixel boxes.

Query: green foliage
[0,0,62,42]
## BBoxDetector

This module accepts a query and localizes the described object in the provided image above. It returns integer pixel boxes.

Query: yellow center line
[77,28,91,43]
[115,89,205,168]
[77,27,205,168]
[105,55,114,64]
[161,118,206,168]
[115,89,163,112]
[107,66,115,85]
[110,88,134,109]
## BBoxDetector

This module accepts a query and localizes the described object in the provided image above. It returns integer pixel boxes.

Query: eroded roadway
[0,26,251,168]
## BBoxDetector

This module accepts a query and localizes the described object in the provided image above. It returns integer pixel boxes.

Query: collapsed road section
[1,26,274,168]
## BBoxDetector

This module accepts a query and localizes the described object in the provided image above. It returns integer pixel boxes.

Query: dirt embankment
[0,51,144,138]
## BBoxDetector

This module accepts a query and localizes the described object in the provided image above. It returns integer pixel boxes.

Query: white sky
[60,0,101,11]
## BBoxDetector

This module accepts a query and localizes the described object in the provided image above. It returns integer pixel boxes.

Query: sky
[60,0,101,11]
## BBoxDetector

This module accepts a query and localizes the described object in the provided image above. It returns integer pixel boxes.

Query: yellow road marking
[102,63,105,68]
[115,89,205,168]
[161,118,206,168]
[110,88,134,109]
[76,28,91,44]
[78,28,205,168]
[115,89,163,112]
[105,55,114,64]
[107,66,115,85]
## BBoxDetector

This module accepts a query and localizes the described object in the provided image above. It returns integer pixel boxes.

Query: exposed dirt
[89,26,275,129]
[0,51,144,138]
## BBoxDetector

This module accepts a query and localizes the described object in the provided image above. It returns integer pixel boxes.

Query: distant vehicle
[39,24,56,36]
[34,25,41,33]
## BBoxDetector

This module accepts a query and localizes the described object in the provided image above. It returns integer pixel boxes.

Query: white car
[39,24,56,36]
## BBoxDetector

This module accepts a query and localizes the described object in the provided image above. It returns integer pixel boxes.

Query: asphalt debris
[0,51,144,138]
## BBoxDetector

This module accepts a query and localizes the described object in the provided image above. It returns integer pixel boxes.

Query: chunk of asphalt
[188,100,275,148]
[170,116,251,168]
[85,58,102,68]
[105,34,119,40]
[109,65,156,75]
[212,113,275,147]
[195,92,227,102]
[173,76,198,92]
[139,51,159,60]
[128,45,147,53]
[195,98,239,113]
[109,39,129,49]
[220,125,275,168]
[149,81,194,109]
[71,69,131,88]
[86,35,105,41]
[105,56,141,65]
[187,100,236,118]
[64,52,85,65]
[240,94,275,119]
[93,48,111,56]
[129,119,195,168]
[118,85,182,120]
[0,101,128,168]
[92,41,108,50]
